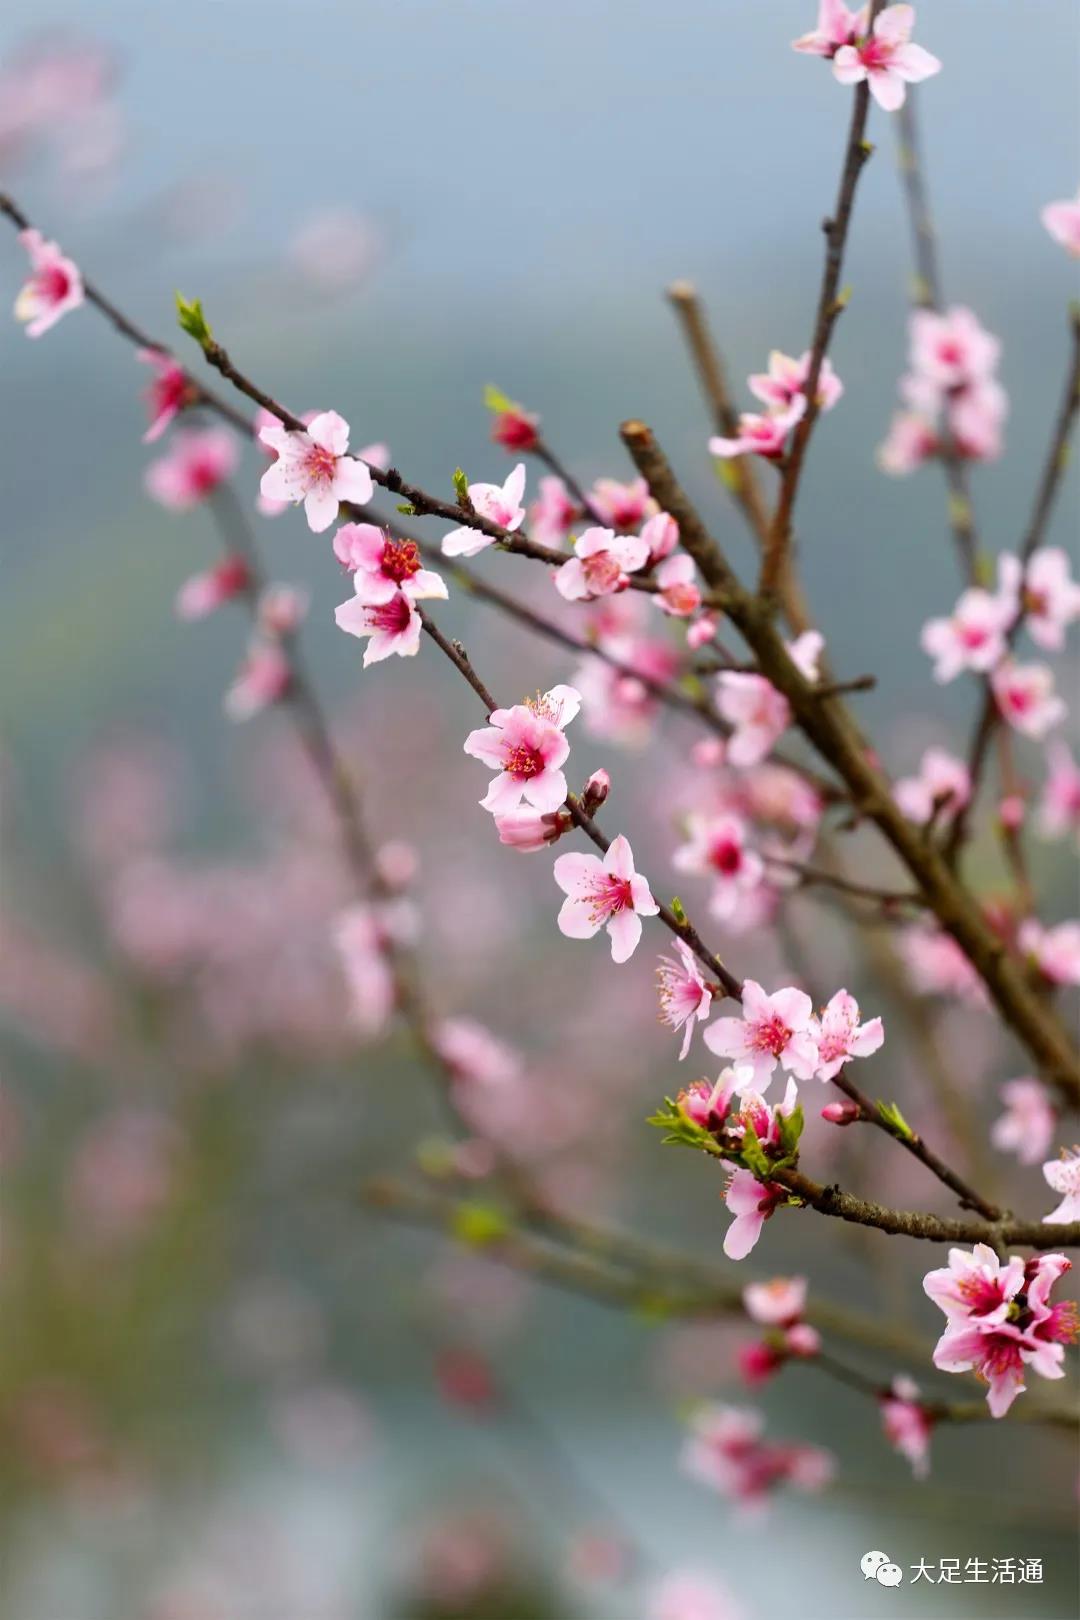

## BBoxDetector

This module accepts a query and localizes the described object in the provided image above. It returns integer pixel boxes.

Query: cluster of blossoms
[923,1246,1077,1416]
[793,3,941,112]
[739,1276,821,1384]
[880,305,1007,476]
[709,351,841,464]
[681,1403,833,1516]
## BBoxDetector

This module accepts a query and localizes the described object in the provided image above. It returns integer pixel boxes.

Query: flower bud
[821,1099,861,1126]
[494,807,570,852]
[491,408,540,452]
[582,768,611,815]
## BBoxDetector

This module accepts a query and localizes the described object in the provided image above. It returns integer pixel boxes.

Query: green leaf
[451,1202,509,1247]
[714,459,742,493]
[777,1101,804,1158]
[452,467,470,502]
[483,383,517,415]
[877,1099,916,1142]
[175,293,212,348]
[739,1118,769,1178]
[396,503,418,515]
[670,897,687,925]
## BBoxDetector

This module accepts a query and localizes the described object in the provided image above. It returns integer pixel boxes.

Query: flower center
[583,552,623,593]
[381,538,422,583]
[588,874,633,923]
[303,443,338,485]
[39,264,72,302]
[503,742,544,781]
[751,1014,791,1058]
[369,594,413,634]
[709,836,743,877]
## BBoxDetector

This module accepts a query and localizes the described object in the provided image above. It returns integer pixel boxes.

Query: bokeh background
[1,2,1078,1616]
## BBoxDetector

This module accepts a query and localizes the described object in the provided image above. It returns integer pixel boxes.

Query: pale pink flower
[709,399,806,460]
[991,1078,1057,1167]
[433,1017,521,1087]
[809,988,884,1080]
[588,476,655,531]
[14,228,84,337]
[921,585,1014,683]
[1018,919,1080,987]
[922,1243,1026,1328]
[145,427,240,510]
[441,464,526,557]
[175,555,251,620]
[334,585,423,666]
[258,410,374,532]
[681,1402,833,1507]
[715,675,791,767]
[528,475,579,548]
[705,979,818,1090]
[464,685,580,814]
[224,641,291,721]
[743,1276,807,1327]
[929,1258,1072,1418]
[901,923,988,1004]
[333,523,447,604]
[833,4,941,112]
[792,1,866,58]
[673,813,764,921]
[949,379,1008,463]
[256,583,308,638]
[649,1571,744,1620]
[553,834,658,963]
[880,1376,932,1479]
[747,350,843,413]
[555,526,650,602]
[687,614,719,650]
[137,349,190,442]
[655,553,702,616]
[991,659,1066,738]
[1039,741,1080,844]
[877,409,938,475]
[909,305,1000,391]
[574,634,681,747]
[656,939,713,1059]
[895,746,971,824]
[288,207,381,293]
[334,903,398,1036]
[1041,187,1080,257]
[641,511,680,564]
[1007,547,1080,651]
[493,806,571,853]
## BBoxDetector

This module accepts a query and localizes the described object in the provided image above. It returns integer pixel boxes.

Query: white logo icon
[861,1551,904,1586]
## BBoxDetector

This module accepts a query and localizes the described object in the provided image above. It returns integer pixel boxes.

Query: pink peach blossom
[641,511,680,564]
[491,406,540,452]
[743,1276,807,1327]
[705,979,818,1090]
[681,1402,833,1507]
[224,640,291,721]
[14,227,83,337]
[332,523,447,604]
[1006,547,1080,651]
[334,586,423,666]
[877,409,938,475]
[709,398,806,460]
[1039,741,1080,844]
[792,1,866,58]
[555,527,650,602]
[464,685,580,814]
[441,464,527,557]
[137,348,190,442]
[931,1320,1060,1418]
[256,583,308,638]
[991,659,1066,738]
[587,476,655,531]
[334,902,407,1036]
[909,305,1000,391]
[258,410,374,532]
[921,583,1014,683]
[715,675,791,768]
[433,1017,521,1087]
[553,834,658,963]
[880,1376,932,1479]
[1018,919,1080,987]
[1041,187,1080,257]
[494,805,572,853]
[810,988,884,1080]
[654,553,701,616]
[895,745,971,824]
[747,350,843,413]
[991,1078,1057,1166]
[833,5,941,113]
[900,923,988,1005]
[673,813,765,922]
[145,427,240,510]
[528,475,579,548]
[922,1243,1026,1328]
[656,939,713,1059]
[175,555,252,620]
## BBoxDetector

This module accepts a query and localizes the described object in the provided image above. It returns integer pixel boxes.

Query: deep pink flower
[747,350,843,413]
[895,746,970,824]
[464,685,581,814]
[991,659,1066,739]
[1018,919,1080,987]
[792,1,866,58]
[145,427,240,510]
[1042,1150,1080,1224]
[991,1078,1057,1167]
[879,1376,932,1478]
[673,814,764,922]
[705,980,818,1090]
[553,834,658,963]
[555,527,650,602]
[709,399,806,460]
[334,586,423,666]
[921,583,1014,683]
[675,1069,743,1134]
[333,522,447,604]
[656,939,713,1059]
[258,410,374,532]
[441,464,527,557]
[810,988,884,1081]
[832,5,941,113]
[922,1243,1026,1328]
[587,476,655,532]
[491,407,540,452]
[175,554,252,620]
[1039,741,1080,844]
[224,640,291,722]
[1041,187,1080,257]
[14,227,84,337]
[137,349,191,442]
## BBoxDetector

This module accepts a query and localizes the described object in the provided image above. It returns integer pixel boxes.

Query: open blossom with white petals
[14,228,84,336]
[555,527,650,602]
[921,583,1014,683]
[137,348,190,442]
[1018,919,1080,987]
[709,399,806,460]
[895,746,970,825]
[832,4,941,112]
[258,410,373,532]
[145,427,240,510]
[810,989,884,1081]
[464,685,580,814]
[704,980,818,1090]
[1041,186,1080,257]
[656,939,713,1059]
[334,587,423,666]
[441,464,526,557]
[1001,548,1080,651]
[1042,1150,1080,1224]
[333,523,447,604]
[673,813,764,922]
[553,834,658,964]
[748,350,843,413]
[792,1,864,58]
[1039,741,1080,844]
[991,659,1066,739]
[991,1078,1057,1167]
[880,1376,932,1479]
[587,476,655,531]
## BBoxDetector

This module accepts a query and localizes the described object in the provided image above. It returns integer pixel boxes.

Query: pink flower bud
[687,613,718,650]
[784,1323,821,1358]
[998,793,1026,832]
[821,1099,861,1126]
[582,768,611,814]
[494,807,569,852]
[738,1340,783,1385]
[491,408,540,452]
